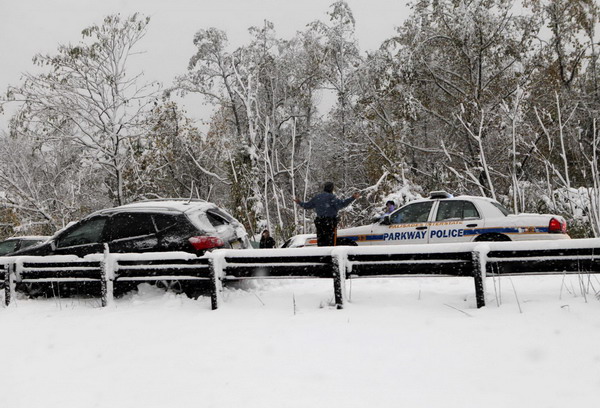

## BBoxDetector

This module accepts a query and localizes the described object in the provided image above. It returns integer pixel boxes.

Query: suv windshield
[56,217,107,248]
[0,240,18,255]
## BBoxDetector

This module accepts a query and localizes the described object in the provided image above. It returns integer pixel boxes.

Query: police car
[334,191,570,246]
[281,233,318,248]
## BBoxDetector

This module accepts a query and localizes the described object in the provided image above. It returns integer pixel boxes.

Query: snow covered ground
[1,275,599,408]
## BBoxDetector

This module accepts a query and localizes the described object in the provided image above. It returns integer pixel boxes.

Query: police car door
[428,200,481,244]
[381,201,434,245]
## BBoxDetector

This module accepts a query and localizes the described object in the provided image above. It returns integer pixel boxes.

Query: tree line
[1,0,599,241]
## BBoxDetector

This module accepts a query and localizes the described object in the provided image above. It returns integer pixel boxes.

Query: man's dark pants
[315,217,338,247]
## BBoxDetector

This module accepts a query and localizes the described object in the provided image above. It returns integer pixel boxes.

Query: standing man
[294,182,360,246]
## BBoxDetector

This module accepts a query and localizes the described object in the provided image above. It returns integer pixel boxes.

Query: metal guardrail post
[3,263,11,306]
[208,252,223,310]
[331,249,347,310]
[472,249,486,308]
[101,246,114,307]
[7,262,17,307]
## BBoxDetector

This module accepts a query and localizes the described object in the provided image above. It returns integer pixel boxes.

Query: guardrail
[1,239,599,310]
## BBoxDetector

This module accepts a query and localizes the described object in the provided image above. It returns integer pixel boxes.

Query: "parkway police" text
[384,228,464,241]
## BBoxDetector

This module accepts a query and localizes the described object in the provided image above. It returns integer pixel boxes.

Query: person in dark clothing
[259,229,276,248]
[384,200,396,215]
[294,182,360,246]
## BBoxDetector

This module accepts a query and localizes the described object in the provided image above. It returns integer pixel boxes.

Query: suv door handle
[416,226,428,230]
[466,223,478,228]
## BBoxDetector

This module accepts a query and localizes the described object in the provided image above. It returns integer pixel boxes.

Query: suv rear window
[206,211,230,227]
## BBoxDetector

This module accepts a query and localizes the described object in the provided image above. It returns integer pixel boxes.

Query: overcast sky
[0,0,410,131]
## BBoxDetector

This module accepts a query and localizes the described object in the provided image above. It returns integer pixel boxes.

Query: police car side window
[390,202,434,224]
[491,201,511,216]
[435,201,480,221]
[463,202,480,219]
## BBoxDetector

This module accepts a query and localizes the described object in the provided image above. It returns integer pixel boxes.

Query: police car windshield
[491,201,512,216]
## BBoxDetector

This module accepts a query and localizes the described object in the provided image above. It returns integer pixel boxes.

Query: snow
[2,241,600,407]
[1,276,599,407]
[102,199,215,214]
[2,235,51,241]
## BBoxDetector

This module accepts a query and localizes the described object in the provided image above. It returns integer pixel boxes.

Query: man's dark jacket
[297,192,355,218]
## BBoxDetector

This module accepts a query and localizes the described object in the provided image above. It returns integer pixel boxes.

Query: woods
[1,0,599,241]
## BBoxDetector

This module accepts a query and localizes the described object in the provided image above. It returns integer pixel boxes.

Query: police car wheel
[474,233,511,242]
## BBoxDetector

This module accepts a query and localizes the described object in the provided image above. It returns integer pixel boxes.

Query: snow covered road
[1,275,599,408]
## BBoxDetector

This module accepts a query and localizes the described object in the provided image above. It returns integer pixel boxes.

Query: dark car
[0,236,51,256]
[13,199,250,258]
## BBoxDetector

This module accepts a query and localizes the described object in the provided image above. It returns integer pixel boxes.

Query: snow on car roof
[93,199,218,215]
[410,194,499,204]
[3,235,51,241]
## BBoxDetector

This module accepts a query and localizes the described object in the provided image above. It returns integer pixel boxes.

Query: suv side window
[110,213,156,241]
[152,213,183,231]
[56,217,108,248]
[390,202,434,224]
[435,201,481,221]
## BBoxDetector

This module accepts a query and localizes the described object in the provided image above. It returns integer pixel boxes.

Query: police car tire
[474,233,511,242]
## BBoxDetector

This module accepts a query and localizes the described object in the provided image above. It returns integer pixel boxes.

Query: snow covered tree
[308,1,362,191]
[382,0,541,200]
[173,21,326,239]
[125,101,230,201]
[0,127,105,235]
[4,13,159,206]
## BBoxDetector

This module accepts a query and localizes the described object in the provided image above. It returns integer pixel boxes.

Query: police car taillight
[189,236,224,250]
[548,218,566,233]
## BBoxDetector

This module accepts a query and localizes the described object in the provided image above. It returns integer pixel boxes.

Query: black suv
[14,199,250,257]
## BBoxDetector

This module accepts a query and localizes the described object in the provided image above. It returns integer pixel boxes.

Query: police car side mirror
[381,215,391,225]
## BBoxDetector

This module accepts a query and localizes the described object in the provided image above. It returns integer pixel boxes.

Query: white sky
[0,0,411,131]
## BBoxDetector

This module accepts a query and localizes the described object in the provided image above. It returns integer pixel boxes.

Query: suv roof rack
[130,198,208,204]
[429,191,453,199]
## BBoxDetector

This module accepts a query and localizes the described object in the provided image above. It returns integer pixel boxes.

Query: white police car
[281,233,318,248]
[335,191,569,245]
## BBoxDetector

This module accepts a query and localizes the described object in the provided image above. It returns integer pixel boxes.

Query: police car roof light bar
[429,191,453,199]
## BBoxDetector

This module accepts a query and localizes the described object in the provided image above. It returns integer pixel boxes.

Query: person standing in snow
[294,182,360,247]
[259,229,276,248]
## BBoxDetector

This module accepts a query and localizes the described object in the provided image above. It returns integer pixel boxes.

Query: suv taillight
[548,218,566,233]
[189,236,224,251]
